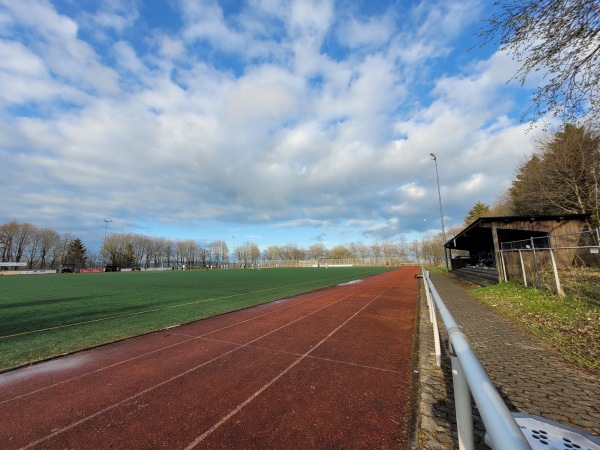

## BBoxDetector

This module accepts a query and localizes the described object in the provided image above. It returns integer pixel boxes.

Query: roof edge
[445,213,591,247]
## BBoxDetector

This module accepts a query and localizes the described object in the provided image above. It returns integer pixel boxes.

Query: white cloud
[363,218,401,240]
[156,35,185,60]
[113,41,146,74]
[0,40,85,105]
[413,0,480,40]
[0,0,119,95]
[287,0,334,43]
[181,0,246,50]
[220,73,299,127]
[83,0,139,34]
[338,15,394,49]
[0,40,46,76]
[399,183,427,199]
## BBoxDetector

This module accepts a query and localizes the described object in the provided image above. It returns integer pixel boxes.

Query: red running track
[0,267,420,449]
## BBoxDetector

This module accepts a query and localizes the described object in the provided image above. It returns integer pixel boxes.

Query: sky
[0,0,548,253]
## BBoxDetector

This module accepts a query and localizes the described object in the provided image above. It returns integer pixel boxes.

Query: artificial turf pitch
[0,267,391,372]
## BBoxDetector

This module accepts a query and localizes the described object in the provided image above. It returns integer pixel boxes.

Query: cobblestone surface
[413,272,600,449]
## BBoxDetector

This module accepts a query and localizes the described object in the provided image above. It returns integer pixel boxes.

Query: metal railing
[422,268,532,450]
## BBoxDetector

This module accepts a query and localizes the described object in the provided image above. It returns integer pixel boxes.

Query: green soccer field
[0,267,391,372]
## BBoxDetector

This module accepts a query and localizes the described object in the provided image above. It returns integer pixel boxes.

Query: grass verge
[468,282,600,376]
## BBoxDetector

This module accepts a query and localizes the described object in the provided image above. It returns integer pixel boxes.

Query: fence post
[500,249,508,282]
[549,248,565,297]
[531,238,541,288]
[518,250,528,287]
[450,353,475,450]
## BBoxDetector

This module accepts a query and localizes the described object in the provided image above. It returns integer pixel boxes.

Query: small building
[444,214,590,285]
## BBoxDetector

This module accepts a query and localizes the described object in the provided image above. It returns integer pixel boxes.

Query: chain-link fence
[500,229,600,301]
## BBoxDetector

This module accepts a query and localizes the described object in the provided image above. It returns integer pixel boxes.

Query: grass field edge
[0,268,397,374]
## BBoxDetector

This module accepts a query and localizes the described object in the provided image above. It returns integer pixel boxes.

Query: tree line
[1,221,448,270]
[0,221,88,270]
[463,124,600,231]
[100,232,448,269]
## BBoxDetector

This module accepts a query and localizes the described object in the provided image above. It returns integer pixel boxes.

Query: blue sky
[0,0,548,253]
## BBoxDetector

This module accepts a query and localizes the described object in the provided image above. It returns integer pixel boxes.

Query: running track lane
[0,267,420,449]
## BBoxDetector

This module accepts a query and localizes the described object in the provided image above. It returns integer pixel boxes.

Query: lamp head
[429,153,436,160]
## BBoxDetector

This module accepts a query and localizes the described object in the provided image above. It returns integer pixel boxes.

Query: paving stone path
[413,272,600,449]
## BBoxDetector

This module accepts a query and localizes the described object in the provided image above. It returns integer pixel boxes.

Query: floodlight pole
[104,219,112,242]
[429,153,449,271]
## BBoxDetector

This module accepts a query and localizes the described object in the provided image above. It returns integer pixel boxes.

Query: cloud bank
[0,0,539,250]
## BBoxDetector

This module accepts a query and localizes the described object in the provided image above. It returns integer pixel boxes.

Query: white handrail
[423,268,532,450]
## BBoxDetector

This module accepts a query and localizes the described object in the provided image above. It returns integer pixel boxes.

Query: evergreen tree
[464,202,491,225]
[509,124,600,227]
[65,238,87,268]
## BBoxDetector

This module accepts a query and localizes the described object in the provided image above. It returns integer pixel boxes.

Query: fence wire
[500,229,600,300]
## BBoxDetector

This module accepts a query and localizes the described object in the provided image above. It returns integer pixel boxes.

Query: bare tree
[370,242,383,264]
[38,227,60,269]
[477,0,600,123]
[281,243,305,261]
[249,243,260,266]
[488,190,514,216]
[13,222,36,263]
[307,243,328,261]
[262,245,281,262]
[175,240,188,267]
[55,233,74,268]
[25,224,41,268]
[329,245,352,260]
[181,240,198,268]
[236,242,251,267]
[197,244,209,267]
[395,235,410,263]
[0,220,20,262]
[210,240,228,267]
[131,234,150,268]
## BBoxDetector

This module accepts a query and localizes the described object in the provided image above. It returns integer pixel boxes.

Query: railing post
[423,270,434,323]
[431,300,441,367]
[450,351,475,450]
[424,270,442,366]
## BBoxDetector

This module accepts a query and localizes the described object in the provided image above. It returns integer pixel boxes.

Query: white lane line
[182,277,400,449]
[236,343,404,374]
[17,277,392,450]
